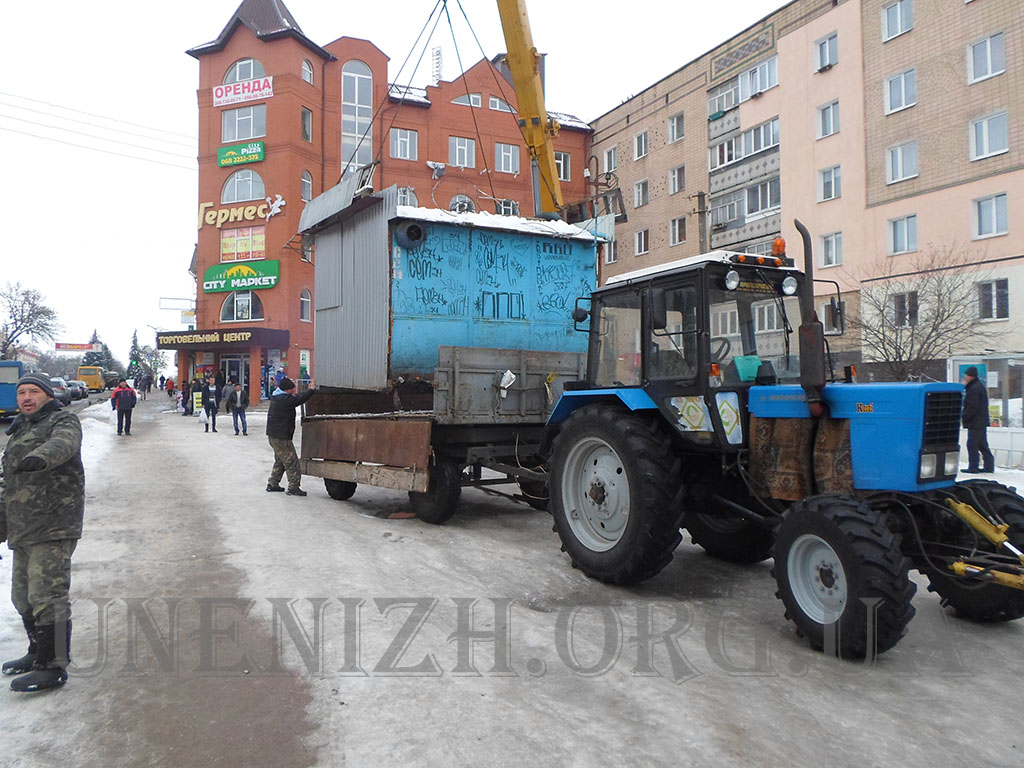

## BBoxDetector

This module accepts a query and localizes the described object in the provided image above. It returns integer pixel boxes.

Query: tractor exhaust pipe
[794,219,826,412]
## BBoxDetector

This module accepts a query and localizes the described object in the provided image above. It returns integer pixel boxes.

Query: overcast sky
[0,0,783,366]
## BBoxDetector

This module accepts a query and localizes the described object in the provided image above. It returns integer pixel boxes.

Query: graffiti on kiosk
[197,195,285,229]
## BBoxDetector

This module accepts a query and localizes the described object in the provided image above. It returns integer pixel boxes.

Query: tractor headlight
[725,270,741,290]
[944,451,960,476]
[781,275,799,296]
[919,454,937,479]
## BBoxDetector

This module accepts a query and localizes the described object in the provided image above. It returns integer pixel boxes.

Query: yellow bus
[78,366,105,392]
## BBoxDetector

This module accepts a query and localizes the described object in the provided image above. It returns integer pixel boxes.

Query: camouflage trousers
[268,436,301,490]
[11,539,77,626]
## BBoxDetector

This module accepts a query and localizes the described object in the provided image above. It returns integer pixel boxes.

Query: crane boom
[496,0,564,216]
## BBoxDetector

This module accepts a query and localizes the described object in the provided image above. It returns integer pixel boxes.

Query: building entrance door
[220,355,249,391]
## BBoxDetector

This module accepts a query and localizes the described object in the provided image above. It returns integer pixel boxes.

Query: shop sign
[156,327,289,350]
[213,76,273,107]
[158,331,257,345]
[55,343,99,351]
[197,194,285,229]
[202,260,280,293]
[217,141,265,167]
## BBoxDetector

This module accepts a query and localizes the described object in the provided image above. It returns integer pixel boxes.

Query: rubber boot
[2,617,37,676]
[11,621,70,693]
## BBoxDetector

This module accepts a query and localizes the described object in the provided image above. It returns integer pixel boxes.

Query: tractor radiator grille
[923,390,962,446]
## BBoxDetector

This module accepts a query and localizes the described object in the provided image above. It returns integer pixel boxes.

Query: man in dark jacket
[1,373,84,692]
[200,375,221,433]
[226,382,250,436]
[266,377,317,496]
[962,366,994,473]
[110,378,137,436]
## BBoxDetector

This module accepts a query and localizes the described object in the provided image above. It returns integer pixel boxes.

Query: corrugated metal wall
[313,190,396,389]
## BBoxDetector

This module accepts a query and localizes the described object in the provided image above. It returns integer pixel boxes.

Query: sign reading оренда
[212,77,273,107]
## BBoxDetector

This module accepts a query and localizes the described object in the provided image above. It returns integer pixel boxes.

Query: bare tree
[0,282,61,360]
[846,243,1003,381]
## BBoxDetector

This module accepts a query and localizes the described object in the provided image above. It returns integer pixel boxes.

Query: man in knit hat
[962,366,994,473]
[1,373,85,692]
[266,376,317,496]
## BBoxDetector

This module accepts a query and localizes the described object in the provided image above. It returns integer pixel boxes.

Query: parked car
[67,380,89,400]
[49,377,73,406]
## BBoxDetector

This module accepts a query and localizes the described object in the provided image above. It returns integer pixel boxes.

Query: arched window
[397,187,418,206]
[301,170,313,203]
[300,290,312,322]
[452,93,481,107]
[220,291,264,322]
[342,60,373,173]
[221,169,266,204]
[450,194,475,213]
[223,58,265,84]
[301,60,314,84]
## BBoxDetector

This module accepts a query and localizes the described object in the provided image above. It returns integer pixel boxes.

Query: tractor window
[649,285,698,381]
[593,290,642,387]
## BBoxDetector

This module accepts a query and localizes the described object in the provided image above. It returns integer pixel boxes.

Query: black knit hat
[279,377,295,391]
[17,373,55,398]
[965,366,979,378]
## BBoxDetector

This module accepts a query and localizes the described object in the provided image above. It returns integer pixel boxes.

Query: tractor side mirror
[571,307,589,323]
[650,290,667,331]
[829,296,845,334]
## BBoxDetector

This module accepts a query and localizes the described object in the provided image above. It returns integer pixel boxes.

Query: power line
[0,90,197,141]
[0,126,197,171]
[0,100,196,148]
[0,113,196,159]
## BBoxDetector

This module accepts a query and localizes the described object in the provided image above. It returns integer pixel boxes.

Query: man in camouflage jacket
[0,372,84,692]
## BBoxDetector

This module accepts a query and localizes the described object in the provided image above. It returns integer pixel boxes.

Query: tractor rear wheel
[408,458,462,525]
[684,510,774,564]
[922,480,1024,622]
[772,495,916,658]
[549,405,683,585]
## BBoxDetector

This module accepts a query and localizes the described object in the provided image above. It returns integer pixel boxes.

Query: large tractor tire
[324,478,357,501]
[408,458,462,525]
[922,480,1024,622]
[549,404,683,585]
[772,495,916,658]
[684,510,774,564]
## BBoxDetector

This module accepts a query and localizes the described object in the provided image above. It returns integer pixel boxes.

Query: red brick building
[159,0,590,401]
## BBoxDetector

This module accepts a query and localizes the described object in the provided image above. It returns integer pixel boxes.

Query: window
[970,112,1008,160]
[885,69,916,113]
[742,117,780,156]
[746,177,780,217]
[223,58,265,84]
[301,235,313,263]
[554,151,571,182]
[711,307,738,336]
[668,166,685,195]
[892,291,918,327]
[668,112,684,143]
[220,226,265,262]
[604,146,617,173]
[711,193,741,226]
[818,100,840,138]
[710,136,739,170]
[496,143,520,174]
[886,141,918,183]
[739,56,778,100]
[390,128,418,160]
[301,60,314,85]
[450,194,475,213]
[707,79,739,116]
[489,95,512,112]
[635,229,650,255]
[819,166,842,201]
[817,32,838,70]
[969,33,1005,83]
[449,136,476,168]
[977,279,1009,320]
[744,241,774,257]
[634,131,648,159]
[221,169,265,204]
[973,193,1008,238]
[888,214,917,254]
[669,216,686,246]
[397,187,418,206]
[755,303,781,332]
[342,60,373,172]
[452,93,481,107]
[301,107,313,142]
[301,171,313,203]
[883,0,913,41]
[221,291,264,322]
[604,239,618,264]
[634,179,649,208]
[222,105,266,142]
[300,290,312,322]
[497,199,519,216]
[821,232,843,267]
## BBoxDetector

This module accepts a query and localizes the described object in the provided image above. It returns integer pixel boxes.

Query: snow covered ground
[1,397,1023,767]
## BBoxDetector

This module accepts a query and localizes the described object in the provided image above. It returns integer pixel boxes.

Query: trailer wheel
[772,496,916,658]
[684,511,773,564]
[324,478,357,501]
[549,404,683,585]
[922,480,1024,622]
[409,459,462,525]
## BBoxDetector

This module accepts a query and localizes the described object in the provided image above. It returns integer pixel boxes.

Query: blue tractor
[544,221,1024,658]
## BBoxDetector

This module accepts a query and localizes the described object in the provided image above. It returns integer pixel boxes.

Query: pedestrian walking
[200,375,221,433]
[181,379,192,415]
[166,378,175,398]
[0,373,85,692]
[221,377,235,412]
[159,375,165,390]
[226,382,249,435]
[110,378,137,436]
[962,366,994,473]
[266,377,317,496]
[138,374,148,401]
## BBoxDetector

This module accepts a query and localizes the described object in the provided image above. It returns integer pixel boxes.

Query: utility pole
[691,191,708,253]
